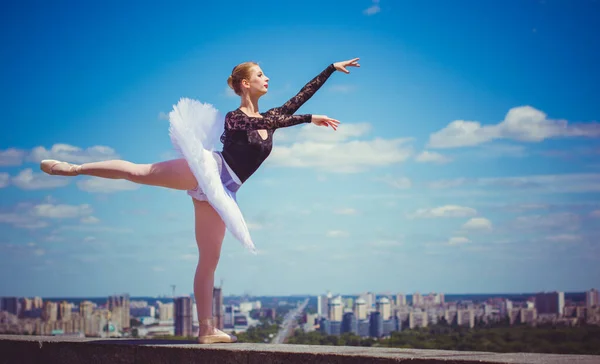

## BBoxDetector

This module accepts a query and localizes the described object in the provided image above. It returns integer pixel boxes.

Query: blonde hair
[227,62,259,96]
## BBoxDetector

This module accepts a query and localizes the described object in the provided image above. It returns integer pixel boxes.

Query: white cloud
[11,169,70,190]
[76,177,140,193]
[512,203,550,211]
[428,178,469,189]
[33,249,45,256]
[0,148,26,166]
[0,203,55,229]
[377,176,412,189]
[269,123,413,173]
[56,225,133,233]
[152,266,165,272]
[591,210,600,218]
[334,208,358,215]
[514,212,581,231]
[0,212,49,229]
[410,205,477,218]
[158,111,169,120]
[415,151,452,164]
[545,234,582,243]
[72,254,99,263]
[247,222,263,230]
[428,106,600,148]
[363,0,381,15]
[0,173,9,188]
[32,203,93,219]
[270,137,413,173]
[428,173,600,194]
[293,122,372,143]
[369,239,402,248]
[181,253,197,261]
[81,216,100,224]
[27,144,120,164]
[326,230,350,238]
[448,237,470,245]
[462,217,493,231]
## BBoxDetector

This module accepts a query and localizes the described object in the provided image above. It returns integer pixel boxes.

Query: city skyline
[1,0,599,297]
[2,289,599,339]
[1,288,596,302]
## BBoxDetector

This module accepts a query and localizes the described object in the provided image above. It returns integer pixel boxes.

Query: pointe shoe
[40,159,80,176]
[197,318,237,344]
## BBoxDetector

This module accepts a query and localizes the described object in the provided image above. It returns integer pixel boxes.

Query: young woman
[40,57,360,343]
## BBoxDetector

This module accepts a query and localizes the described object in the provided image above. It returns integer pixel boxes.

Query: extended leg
[192,198,236,344]
[40,158,198,191]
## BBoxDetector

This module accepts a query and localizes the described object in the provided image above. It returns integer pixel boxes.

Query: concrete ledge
[1,335,599,364]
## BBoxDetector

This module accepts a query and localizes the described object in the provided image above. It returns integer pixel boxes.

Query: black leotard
[220,64,336,183]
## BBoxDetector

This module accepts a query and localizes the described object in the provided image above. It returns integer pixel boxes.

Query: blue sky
[1,0,599,298]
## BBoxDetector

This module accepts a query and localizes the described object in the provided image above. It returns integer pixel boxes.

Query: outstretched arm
[225,111,340,131]
[277,58,360,116]
[277,64,335,115]
[224,110,312,131]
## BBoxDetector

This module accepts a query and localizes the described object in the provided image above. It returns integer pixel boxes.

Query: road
[271,298,309,344]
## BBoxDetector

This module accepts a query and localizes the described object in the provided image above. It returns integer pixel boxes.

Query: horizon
[1,0,599,297]
[5,290,591,300]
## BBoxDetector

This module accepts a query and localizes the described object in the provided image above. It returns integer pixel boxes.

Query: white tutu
[168,98,256,254]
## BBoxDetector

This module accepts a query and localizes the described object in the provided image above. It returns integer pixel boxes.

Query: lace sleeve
[225,110,311,131]
[277,64,336,115]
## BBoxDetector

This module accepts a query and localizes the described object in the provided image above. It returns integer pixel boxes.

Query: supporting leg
[192,198,236,344]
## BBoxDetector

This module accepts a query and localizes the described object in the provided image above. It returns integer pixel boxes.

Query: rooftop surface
[1,335,599,364]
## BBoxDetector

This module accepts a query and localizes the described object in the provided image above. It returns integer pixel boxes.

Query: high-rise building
[108,294,130,330]
[58,301,71,321]
[438,293,445,304]
[354,298,367,320]
[376,297,391,320]
[42,301,58,322]
[586,289,599,308]
[457,309,475,328]
[328,297,343,322]
[535,292,565,316]
[341,312,358,335]
[175,296,193,337]
[409,310,427,329]
[343,297,354,310]
[33,297,43,309]
[412,292,422,307]
[157,302,174,321]
[213,287,224,330]
[395,294,406,307]
[80,301,94,318]
[318,294,330,318]
[366,292,376,312]
[369,311,383,338]
[20,298,33,312]
[1,297,20,316]
[520,308,537,325]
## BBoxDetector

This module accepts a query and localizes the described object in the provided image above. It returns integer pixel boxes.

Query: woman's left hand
[334,58,360,74]
[311,115,340,131]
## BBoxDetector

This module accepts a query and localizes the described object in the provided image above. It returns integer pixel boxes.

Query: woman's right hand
[311,115,340,130]
[333,58,360,74]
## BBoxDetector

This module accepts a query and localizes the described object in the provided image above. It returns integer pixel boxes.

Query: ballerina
[40,57,360,343]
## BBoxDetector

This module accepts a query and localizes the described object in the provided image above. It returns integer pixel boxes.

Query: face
[243,66,269,96]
